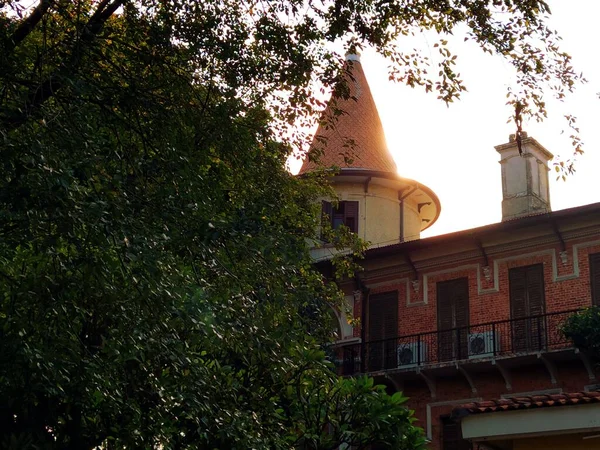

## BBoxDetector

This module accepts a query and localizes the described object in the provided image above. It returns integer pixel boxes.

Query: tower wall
[330,179,424,246]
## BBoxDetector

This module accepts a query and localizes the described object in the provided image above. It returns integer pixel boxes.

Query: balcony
[334,310,582,377]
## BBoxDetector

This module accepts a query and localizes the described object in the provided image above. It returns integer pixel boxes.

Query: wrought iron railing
[333,309,579,376]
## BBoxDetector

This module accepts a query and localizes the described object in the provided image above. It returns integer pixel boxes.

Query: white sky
[293,0,600,238]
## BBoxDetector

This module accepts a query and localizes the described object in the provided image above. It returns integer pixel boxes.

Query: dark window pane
[332,217,345,229]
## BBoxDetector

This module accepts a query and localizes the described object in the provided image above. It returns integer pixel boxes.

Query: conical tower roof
[300,54,397,174]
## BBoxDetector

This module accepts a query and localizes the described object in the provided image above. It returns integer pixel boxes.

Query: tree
[0,0,583,448]
[0,2,418,448]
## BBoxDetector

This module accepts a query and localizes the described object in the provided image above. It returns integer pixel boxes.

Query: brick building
[302,54,600,449]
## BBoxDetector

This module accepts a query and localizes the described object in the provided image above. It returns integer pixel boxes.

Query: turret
[301,53,440,257]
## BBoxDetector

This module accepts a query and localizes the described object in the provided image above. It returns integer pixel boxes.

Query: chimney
[495,132,553,221]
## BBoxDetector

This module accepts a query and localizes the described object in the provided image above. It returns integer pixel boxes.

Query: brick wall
[359,240,600,340]
[356,237,600,449]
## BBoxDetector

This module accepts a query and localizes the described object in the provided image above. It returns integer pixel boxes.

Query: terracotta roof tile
[453,391,600,418]
[299,57,397,174]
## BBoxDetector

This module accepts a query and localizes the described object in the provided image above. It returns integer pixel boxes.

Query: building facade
[303,54,600,449]
[336,203,600,449]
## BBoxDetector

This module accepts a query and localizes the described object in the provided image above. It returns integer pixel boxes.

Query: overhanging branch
[6,0,55,52]
[1,0,124,131]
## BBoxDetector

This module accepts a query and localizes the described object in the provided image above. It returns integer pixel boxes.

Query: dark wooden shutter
[591,253,600,306]
[510,264,545,353]
[344,201,359,233]
[437,278,469,362]
[368,291,398,370]
[454,279,470,360]
[510,266,528,352]
[441,416,471,450]
[527,266,545,316]
[437,281,454,362]
[527,264,545,351]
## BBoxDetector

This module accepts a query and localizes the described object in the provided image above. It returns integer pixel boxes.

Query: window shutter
[510,266,529,352]
[510,264,545,352]
[453,279,469,360]
[437,278,469,361]
[509,267,528,318]
[344,201,359,233]
[591,253,600,306]
[437,282,454,328]
[526,265,545,351]
[369,292,398,340]
[526,265,545,316]
[454,279,470,328]
[437,281,454,362]
[368,291,398,370]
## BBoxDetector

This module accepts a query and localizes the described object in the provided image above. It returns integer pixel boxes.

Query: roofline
[366,201,600,258]
[452,391,600,420]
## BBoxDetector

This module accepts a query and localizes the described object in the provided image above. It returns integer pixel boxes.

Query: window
[590,253,600,306]
[441,416,471,450]
[322,201,359,234]
[437,278,469,361]
[509,264,545,352]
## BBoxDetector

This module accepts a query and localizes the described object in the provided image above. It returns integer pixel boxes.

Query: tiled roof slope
[454,392,600,417]
[299,57,397,174]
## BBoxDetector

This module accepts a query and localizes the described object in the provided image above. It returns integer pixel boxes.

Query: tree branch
[6,0,55,52]
[1,0,124,132]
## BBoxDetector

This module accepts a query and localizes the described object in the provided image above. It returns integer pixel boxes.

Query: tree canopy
[0,0,584,449]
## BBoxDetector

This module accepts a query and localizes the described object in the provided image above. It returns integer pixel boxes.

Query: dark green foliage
[562,307,600,362]
[0,2,421,449]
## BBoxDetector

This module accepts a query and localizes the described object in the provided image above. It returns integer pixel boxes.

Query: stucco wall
[326,180,424,247]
